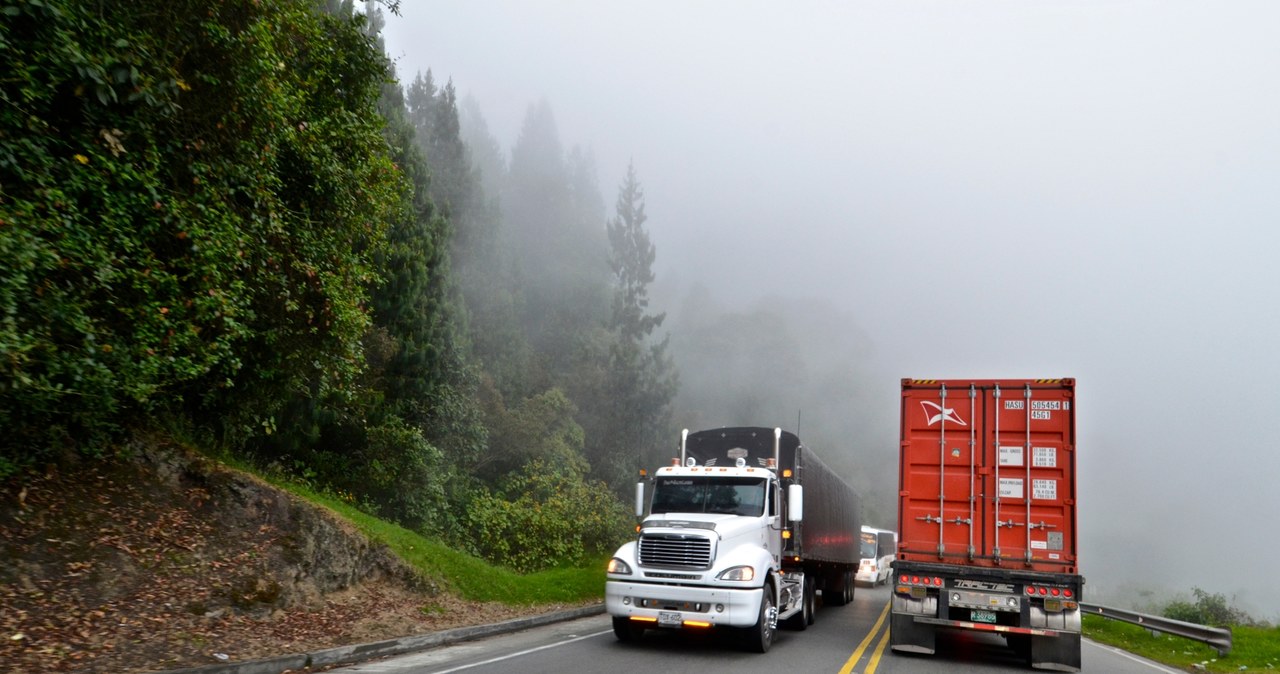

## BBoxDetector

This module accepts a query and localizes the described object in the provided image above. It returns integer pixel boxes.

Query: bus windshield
[650,476,768,517]
[860,531,878,559]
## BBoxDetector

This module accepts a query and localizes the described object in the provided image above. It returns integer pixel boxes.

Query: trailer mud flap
[890,612,935,654]
[1031,632,1081,672]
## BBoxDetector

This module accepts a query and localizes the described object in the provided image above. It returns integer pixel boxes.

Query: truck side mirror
[635,481,646,518]
[788,484,804,522]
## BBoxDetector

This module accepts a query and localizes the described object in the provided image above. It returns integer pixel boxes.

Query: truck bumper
[605,580,763,629]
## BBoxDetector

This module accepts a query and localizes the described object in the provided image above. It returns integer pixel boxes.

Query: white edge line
[432,629,614,674]
[1084,637,1180,673]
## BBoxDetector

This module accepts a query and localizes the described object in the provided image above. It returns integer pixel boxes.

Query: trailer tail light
[1025,584,1075,599]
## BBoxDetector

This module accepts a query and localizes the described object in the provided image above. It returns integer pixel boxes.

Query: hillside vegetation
[0,439,600,673]
[2,0,664,601]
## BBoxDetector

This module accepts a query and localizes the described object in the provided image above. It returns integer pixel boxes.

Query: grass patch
[252,470,605,605]
[1083,614,1280,672]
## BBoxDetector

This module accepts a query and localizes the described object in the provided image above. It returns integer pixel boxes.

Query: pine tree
[584,163,678,490]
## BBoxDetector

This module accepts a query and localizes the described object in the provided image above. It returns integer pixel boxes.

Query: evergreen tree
[503,102,610,374]
[583,163,677,489]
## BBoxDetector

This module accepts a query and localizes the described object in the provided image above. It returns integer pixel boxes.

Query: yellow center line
[864,618,893,674]
[837,600,891,674]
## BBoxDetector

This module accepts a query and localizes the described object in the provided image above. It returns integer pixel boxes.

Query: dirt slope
[0,440,551,673]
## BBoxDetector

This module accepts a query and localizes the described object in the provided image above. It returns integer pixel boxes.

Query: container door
[899,379,1077,573]
[899,382,983,561]
[981,382,1077,573]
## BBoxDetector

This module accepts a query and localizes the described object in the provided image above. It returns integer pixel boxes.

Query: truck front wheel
[612,616,644,642]
[743,583,776,653]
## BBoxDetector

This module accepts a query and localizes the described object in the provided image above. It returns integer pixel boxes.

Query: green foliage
[575,163,677,490]
[1084,614,1280,673]
[464,459,633,573]
[1163,587,1255,628]
[476,387,587,481]
[0,0,399,467]
[257,464,605,604]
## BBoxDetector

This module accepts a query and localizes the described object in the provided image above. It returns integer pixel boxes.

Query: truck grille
[638,533,713,569]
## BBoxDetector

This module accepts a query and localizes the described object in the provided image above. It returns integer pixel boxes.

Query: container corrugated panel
[897,379,1077,574]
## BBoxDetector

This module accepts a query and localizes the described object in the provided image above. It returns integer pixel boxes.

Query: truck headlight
[607,557,632,575]
[716,565,755,582]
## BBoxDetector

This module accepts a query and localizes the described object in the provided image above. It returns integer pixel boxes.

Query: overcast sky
[381,1,1280,617]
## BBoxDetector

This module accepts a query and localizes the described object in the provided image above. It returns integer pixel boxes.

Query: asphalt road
[326,584,1180,674]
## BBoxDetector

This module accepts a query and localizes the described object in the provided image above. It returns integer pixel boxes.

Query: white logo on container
[921,401,967,426]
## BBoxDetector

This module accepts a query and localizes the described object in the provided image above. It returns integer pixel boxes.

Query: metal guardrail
[1079,602,1233,656]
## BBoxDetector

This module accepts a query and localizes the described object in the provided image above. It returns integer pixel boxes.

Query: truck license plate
[658,611,682,627]
[970,610,998,624]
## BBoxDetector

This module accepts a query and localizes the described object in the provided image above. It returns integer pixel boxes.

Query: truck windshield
[650,476,768,516]
[860,531,878,559]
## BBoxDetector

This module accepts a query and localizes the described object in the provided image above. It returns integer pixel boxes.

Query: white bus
[856,526,896,586]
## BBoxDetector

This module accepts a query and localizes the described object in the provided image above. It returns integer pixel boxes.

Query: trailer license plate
[971,610,997,624]
[1044,599,1063,612]
[658,611,682,627]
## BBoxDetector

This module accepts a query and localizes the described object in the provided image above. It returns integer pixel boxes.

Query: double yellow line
[837,600,892,674]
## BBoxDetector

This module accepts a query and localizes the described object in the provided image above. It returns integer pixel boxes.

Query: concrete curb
[159,603,606,674]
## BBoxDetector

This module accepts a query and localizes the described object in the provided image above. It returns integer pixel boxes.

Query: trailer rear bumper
[891,615,1081,671]
[605,580,763,628]
[911,616,1065,637]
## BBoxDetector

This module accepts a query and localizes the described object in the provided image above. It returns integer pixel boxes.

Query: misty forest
[0,0,892,575]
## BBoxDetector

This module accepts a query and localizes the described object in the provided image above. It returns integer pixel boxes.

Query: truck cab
[605,427,846,653]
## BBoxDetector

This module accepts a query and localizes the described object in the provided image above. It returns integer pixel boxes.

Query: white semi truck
[605,426,861,652]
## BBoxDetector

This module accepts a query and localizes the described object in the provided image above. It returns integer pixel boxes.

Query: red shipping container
[898,379,1077,575]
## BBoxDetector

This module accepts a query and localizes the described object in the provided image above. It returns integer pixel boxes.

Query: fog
[381,2,1280,618]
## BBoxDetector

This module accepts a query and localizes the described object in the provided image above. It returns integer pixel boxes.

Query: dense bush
[464,459,633,572]
[1164,587,1254,627]
[0,0,399,474]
